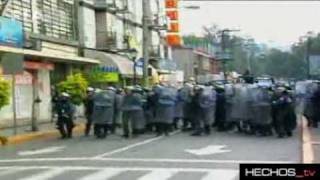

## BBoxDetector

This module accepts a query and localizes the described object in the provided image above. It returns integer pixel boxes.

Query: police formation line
[55,82,301,139]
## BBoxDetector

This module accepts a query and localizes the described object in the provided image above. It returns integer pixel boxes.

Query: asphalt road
[0,129,301,180]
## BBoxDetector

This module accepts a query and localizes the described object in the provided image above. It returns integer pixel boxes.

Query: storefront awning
[84,49,143,77]
[0,45,100,64]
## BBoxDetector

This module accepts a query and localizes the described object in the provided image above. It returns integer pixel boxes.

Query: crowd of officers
[301,81,320,128]
[55,79,299,139]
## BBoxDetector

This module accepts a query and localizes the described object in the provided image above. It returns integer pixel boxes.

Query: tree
[57,73,88,105]
[0,77,10,110]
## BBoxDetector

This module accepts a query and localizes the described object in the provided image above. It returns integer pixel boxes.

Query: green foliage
[0,77,10,110]
[57,73,88,105]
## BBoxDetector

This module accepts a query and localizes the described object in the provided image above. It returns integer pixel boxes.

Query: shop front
[84,49,158,87]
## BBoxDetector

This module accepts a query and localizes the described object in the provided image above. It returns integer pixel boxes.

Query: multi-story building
[0,0,99,128]
[79,0,170,86]
[0,0,175,128]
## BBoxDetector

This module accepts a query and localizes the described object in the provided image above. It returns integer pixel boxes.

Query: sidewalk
[0,119,86,146]
[309,127,320,163]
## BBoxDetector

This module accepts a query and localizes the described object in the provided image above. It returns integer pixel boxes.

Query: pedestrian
[121,86,145,138]
[92,87,116,139]
[154,84,177,136]
[84,87,95,136]
[56,92,75,139]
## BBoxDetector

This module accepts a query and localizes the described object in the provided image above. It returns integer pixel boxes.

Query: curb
[0,124,85,146]
[301,116,314,163]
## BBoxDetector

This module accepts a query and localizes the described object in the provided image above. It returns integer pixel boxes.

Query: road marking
[185,145,231,156]
[138,170,177,180]
[0,157,296,164]
[18,146,65,156]
[0,169,21,176]
[18,168,65,180]
[79,168,124,180]
[201,169,238,180]
[93,130,180,158]
[0,166,240,180]
[302,116,314,163]
[0,166,233,172]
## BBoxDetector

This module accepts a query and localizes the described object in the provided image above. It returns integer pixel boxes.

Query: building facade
[0,0,99,128]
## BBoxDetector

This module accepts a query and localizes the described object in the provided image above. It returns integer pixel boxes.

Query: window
[37,0,76,40]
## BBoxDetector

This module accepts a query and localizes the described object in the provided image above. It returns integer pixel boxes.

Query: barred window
[1,0,76,40]
[37,0,76,40]
[2,0,33,32]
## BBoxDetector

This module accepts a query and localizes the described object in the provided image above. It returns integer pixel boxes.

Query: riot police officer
[56,92,75,139]
[92,87,116,139]
[191,85,216,136]
[154,84,177,136]
[84,87,95,136]
[272,87,297,138]
[122,86,145,138]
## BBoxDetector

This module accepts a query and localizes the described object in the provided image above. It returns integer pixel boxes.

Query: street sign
[135,58,144,67]
[1,53,24,75]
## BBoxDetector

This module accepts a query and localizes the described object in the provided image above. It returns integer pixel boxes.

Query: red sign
[24,61,54,70]
[169,23,180,32]
[165,0,178,8]
[166,10,179,21]
[166,35,182,46]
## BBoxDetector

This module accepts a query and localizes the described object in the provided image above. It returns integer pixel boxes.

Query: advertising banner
[0,17,24,48]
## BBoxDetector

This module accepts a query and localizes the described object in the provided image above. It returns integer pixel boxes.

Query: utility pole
[220,30,228,80]
[142,0,152,87]
[219,29,240,80]
[306,37,311,79]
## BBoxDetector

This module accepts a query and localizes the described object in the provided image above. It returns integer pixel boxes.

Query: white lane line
[0,166,233,172]
[0,169,22,177]
[201,169,238,180]
[0,157,297,164]
[93,130,180,158]
[18,146,65,156]
[79,168,124,180]
[138,170,177,180]
[19,168,66,180]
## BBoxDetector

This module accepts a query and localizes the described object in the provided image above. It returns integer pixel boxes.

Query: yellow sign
[90,72,119,83]
[101,72,119,82]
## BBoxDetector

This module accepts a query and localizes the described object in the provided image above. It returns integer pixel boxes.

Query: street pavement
[0,128,301,180]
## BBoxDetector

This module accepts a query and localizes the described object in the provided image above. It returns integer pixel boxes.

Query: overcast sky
[179,1,320,50]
